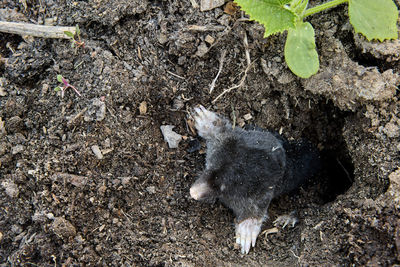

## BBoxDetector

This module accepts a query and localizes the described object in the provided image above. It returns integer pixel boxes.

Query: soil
[0,0,399,266]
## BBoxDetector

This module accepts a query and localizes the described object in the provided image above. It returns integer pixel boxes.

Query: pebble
[91,145,104,159]
[200,0,225,11]
[160,125,182,148]
[195,42,209,57]
[243,113,253,121]
[139,101,147,115]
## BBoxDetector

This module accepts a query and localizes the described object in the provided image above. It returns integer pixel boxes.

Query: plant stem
[302,0,348,18]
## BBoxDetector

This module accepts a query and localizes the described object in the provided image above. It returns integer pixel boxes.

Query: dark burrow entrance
[270,97,355,212]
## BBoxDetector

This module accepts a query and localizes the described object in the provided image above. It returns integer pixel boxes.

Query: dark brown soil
[1,1,399,266]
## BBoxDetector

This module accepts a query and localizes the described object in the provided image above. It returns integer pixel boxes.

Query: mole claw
[273,212,298,229]
[236,218,262,254]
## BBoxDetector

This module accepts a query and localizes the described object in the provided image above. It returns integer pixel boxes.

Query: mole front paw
[235,218,262,254]
[273,211,298,229]
[193,105,222,139]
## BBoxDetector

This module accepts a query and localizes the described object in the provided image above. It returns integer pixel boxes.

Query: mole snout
[190,106,321,254]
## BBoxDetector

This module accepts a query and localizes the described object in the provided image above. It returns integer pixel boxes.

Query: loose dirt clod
[51,217,76,239]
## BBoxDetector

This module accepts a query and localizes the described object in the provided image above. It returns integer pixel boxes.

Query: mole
[190,106,321,254]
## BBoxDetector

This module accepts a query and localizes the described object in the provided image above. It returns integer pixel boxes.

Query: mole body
[190,106,320,254]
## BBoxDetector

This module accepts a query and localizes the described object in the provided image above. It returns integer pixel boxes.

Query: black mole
[190,106,321,254]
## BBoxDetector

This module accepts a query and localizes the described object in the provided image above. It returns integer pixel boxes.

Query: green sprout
[54,75,81,98]
[64,25,85,51]
[234,0,399,78]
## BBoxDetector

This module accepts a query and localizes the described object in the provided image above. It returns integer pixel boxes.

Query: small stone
[46,213,55,220]
[139,101,147,115]
[195,42,209,57]
[160,125,182,149]
[243,113,253,121]
[200,0,225,11]
[91,145,104,159]
[0,87,6,97]
[205,35,215,45]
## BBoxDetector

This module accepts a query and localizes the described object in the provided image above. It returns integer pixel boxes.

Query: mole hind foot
[235,218,263,254]
[193,105,229,139]
[273,211,298,229]
[189,182,212,201]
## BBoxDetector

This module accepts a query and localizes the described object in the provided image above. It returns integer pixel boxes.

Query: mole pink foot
[235,218,262,254]
[189,182,211,200]
[193,105,221,138]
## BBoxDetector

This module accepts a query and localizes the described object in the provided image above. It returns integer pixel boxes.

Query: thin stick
[186,25,226,32]
[0,21,76,39]
[209,49,226,94]
[166,70,185,80]
[212,61,254,103]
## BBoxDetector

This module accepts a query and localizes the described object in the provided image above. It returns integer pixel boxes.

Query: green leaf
[57,74,63,83]
[75,25,81,36]
[234,0,297,37]
[349,0,398,41]
[54,86,61,91]
[284,22,319,78]
[64,31,74,38]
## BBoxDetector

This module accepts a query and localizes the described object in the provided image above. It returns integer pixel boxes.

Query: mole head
[190,170,220,202]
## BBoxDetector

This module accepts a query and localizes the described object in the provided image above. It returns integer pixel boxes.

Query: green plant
[64,25,85,51]
[54,75,81,98]
[234,0,399,78]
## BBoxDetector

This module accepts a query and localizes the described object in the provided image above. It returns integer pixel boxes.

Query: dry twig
[0,21,76,39]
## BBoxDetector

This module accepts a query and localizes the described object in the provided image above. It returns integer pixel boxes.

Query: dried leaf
[224,1,238,15]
